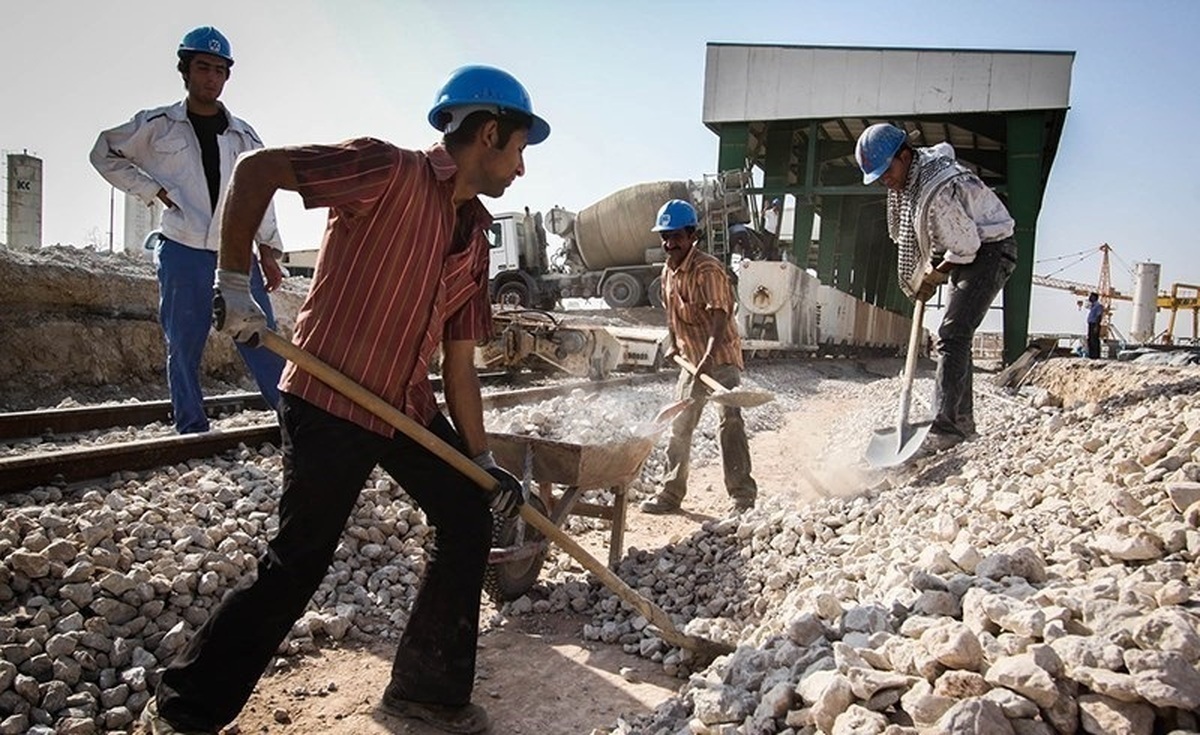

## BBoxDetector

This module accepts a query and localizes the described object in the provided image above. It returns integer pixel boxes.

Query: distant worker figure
[856,123,1018,452]
[761,197,783,261]
[139,64,542,735]
[90,26,285,434]
[641,200,758,514]
[1086,292,1104,359]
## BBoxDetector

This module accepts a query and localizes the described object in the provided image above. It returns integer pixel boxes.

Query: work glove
[914,267,949,303]
[472,450,525,519]
[213,269,268,347]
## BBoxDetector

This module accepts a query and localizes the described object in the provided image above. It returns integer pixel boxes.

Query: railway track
[0,372,668,494]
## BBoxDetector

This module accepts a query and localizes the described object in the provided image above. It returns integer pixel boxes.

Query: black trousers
[157,393,493,731]
[1087,321,1102,359]
[934,237,1018,437]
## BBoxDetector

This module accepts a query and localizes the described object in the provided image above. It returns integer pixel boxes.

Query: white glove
[213,269,267,346]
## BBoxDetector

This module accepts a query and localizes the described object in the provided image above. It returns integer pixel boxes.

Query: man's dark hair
[1088,292,1099,301]
[442,109,531,152]
[177,52,231,83]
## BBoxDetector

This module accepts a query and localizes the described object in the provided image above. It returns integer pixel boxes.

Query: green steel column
[851,201,874,299]
[835,197,860,293]
[1004,112,1047,364]
[762,125,793,191]
[717,122,751,173]
[816,197,841,283]
[862,208,886,305]
[791,202,815,263]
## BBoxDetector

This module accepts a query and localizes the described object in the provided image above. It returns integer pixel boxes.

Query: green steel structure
[711,112,1067,364]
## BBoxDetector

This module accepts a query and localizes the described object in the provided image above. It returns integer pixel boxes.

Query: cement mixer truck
[488,172,752,309]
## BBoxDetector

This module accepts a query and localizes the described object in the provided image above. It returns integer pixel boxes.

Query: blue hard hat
[428,65,550,145]
[651,199,698,232]
[178,26,233,66]
[855,123,908,184]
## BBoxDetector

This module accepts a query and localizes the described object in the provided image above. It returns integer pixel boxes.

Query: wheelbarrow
[484,431,657,602]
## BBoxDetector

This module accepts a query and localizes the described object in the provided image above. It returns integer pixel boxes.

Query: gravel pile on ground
[3,358,1197,735]
[580,360,1200,735]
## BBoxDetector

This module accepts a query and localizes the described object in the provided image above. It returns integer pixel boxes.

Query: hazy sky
[4,0,1198,337]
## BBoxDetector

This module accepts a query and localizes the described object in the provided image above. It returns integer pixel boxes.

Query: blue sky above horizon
[4,0,1197,337]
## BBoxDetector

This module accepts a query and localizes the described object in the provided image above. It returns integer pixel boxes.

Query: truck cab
[488,210,559,309]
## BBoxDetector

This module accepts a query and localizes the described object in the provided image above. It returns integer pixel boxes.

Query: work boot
[730,495,756,514]
[640,492,683,515]
[380,686,490,734]
[140,697,214,735]
[925,428,966,454]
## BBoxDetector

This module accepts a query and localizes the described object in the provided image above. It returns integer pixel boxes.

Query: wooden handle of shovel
[673,354,728,394]
[259,330,733,659]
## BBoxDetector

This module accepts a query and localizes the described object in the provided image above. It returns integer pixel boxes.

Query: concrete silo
[5,152,43,249]
[1130,261,1161,344]
[123,193,162,258]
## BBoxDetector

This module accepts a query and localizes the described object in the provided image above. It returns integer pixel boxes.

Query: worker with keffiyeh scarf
[856,123,1018,452]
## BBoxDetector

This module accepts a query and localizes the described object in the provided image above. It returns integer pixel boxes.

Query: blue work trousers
[156,395,493,731]
[934,237,1018,437]
[156,237,284,433]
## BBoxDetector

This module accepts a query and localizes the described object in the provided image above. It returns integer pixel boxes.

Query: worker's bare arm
[218,149,298,273]
[441,339,488,457]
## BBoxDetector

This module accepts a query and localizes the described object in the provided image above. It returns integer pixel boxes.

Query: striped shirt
[279,138,493,436]
[662,247,743,370]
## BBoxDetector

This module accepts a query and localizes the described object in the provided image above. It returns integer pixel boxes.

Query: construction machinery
[488,171,755,310]
[473,309,670,379]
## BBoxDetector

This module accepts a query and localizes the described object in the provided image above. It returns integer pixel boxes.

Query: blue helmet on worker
[428,65,550,145]
[178,26,233,66]
[651,200,698,232]
[855,123,909,184]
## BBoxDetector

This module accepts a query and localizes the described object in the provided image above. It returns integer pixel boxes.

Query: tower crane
[1031,243,1127,339]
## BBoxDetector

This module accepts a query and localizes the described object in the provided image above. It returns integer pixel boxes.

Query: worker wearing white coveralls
[90,26,285,433]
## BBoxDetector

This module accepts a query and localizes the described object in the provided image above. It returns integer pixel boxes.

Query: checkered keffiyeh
[886,148,967,298]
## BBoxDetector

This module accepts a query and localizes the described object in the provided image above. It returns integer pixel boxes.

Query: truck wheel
[648,276,664,309]
[601,273,644,309]
[484,495,549,604]
[495,280,532,307]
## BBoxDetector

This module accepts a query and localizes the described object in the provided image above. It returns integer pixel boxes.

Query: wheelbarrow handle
[258,330,734,660]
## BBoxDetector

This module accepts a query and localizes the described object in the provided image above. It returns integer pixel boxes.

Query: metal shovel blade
[708,388,775,409]
[865,420,933,469]
[671,355,775,409]
[632,398,692,439]
[865,298,931,469]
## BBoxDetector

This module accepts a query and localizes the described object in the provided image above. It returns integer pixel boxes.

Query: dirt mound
[0,245,306,410]
[1027,355,1200,407]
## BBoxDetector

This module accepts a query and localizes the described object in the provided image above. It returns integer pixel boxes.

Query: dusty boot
[140,697,215,735]
[381,688,490,734]
[730,494,756,513]
[640,491,683,514]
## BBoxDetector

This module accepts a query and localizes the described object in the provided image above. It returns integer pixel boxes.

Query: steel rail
[0,372,518,442]
[0,393,269,441]
[0,372,669,495]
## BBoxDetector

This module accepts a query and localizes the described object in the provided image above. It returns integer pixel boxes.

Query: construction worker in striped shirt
[142,65,546,735]
[641,199,758,515]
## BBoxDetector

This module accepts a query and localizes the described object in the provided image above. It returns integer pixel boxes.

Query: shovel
[256,330,735,662]
[865,298,933,468]
[672,355,774,408]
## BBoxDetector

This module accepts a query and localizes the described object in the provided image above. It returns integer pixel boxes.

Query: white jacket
[90,100,283,254]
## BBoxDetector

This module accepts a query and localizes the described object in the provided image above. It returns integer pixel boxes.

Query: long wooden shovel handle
[897,299,927,429]
[259,330,733,659]
[673,354,728,394]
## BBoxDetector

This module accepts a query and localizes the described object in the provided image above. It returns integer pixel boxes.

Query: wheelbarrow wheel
[484,495,549,604]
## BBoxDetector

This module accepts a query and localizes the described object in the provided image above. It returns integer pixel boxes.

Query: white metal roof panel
[703,44,1073,123]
